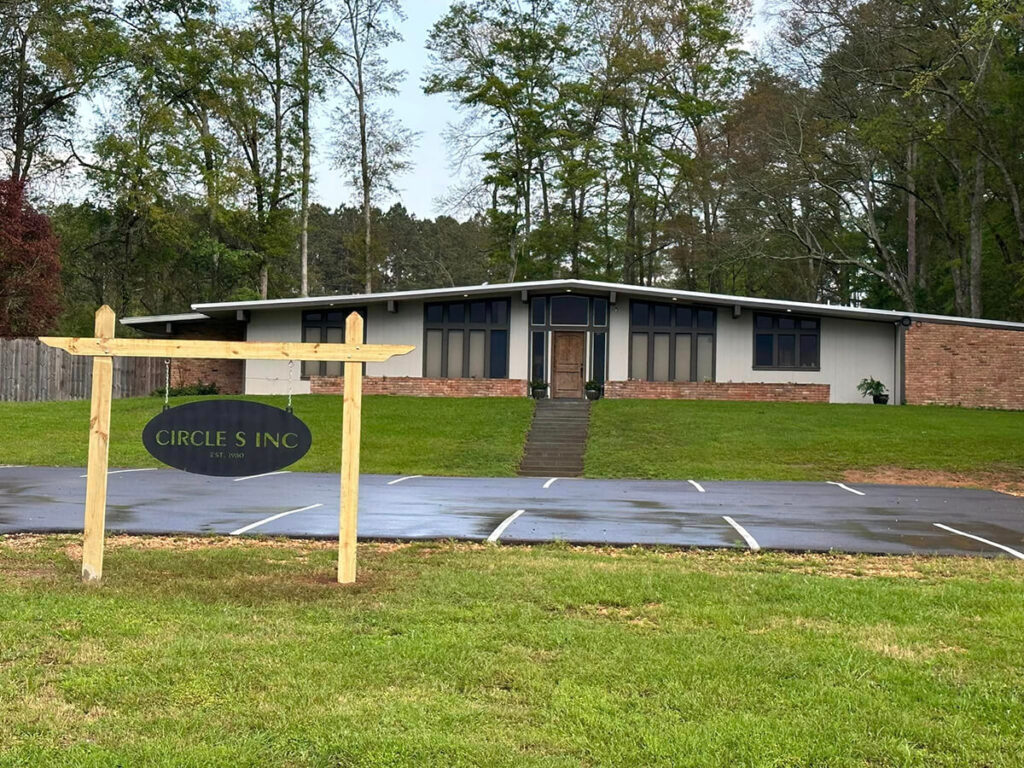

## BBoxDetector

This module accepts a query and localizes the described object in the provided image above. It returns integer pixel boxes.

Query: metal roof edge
[121,312,213,326]
[186,279,1024,332]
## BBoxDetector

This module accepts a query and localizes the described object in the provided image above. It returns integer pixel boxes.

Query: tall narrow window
[696,334,714,382]
[630,333,648,380]
[531,331,545,382]
[592,332,606,385]
[425,329,443,378]
[674,335,692,381]
[468,330,485,378]
[652,333,670,381]
[490,330,509,379]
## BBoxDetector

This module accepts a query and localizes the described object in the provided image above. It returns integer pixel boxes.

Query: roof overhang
[120,312,236,335]
[182,279,1024,332]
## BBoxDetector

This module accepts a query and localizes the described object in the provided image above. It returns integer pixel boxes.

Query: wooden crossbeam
[43,305,406,586]
[38,337,413,363]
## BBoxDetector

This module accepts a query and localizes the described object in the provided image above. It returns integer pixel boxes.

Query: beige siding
[244,309,311,395]
[365,301,423,377]
[715,308,898,403]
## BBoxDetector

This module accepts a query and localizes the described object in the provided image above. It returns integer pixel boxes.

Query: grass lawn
[0,395,533,477]
[586,400,1024,486]
[2,536,1023,766]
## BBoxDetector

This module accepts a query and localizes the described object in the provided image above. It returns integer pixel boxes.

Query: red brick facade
[905,321,1024,409]
[169,322,245,395]
[603,380,831,402]
[310,376,528,397]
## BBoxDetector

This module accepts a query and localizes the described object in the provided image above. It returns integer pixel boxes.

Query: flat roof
[121,279,1024,331]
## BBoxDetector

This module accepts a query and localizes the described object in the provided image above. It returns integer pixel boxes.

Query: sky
[309,0,772,221]
[313,1,459,219]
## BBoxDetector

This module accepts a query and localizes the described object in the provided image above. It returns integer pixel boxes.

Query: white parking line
[723,516,761,551]
[487,509,525,543]
[387,475,422,485]
[827,481,865,496]
[543,477,559,489]
[230,503,323,536]
[1,465,26,469]
[233,470,291,483]
[934,523,1024,559]
[79,468,159,478]
[688,480,706,493]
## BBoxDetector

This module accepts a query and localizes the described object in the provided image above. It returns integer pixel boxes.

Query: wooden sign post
[40,306,412,585]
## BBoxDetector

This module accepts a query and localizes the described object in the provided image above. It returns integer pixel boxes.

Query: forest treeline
[1,0,1022,336]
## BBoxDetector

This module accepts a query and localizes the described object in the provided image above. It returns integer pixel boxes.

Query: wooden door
[552,332,585,398]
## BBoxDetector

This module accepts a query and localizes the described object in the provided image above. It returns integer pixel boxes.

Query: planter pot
[532,388,548,399]
[585,389,600,401]
[873,394,889,405]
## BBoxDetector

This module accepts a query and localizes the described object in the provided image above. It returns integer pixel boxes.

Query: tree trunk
[906,142,917,292]
[355,37,372,293]
[299,2,311,297]
[969,152,984,318]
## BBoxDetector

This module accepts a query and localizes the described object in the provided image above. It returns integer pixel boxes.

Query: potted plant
[857,377,889,405]
[584,380,601,400]
[530,380,548,399]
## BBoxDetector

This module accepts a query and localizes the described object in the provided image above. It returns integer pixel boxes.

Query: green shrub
[152,382,220,397]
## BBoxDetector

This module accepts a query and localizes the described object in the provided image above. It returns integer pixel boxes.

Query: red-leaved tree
[0,179,61,336]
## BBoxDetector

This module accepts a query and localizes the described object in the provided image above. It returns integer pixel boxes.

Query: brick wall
[310,376,528,398]
[905,321,1024,409]
[603,380,831,402]
[168,322,245,395]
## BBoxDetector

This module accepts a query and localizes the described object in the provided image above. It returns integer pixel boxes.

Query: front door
[552,332,585,398]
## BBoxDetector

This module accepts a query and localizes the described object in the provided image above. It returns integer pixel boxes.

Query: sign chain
[163,359,170,411]
[286,359,294,413]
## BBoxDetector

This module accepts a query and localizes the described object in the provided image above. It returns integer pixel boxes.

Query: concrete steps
[518,399,591,477]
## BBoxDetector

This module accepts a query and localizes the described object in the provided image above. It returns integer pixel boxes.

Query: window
[629,300,716,381]
[423,300,510,378]
[549,295,589,325]
[592,332,607,385]
[301,308,365,378]
[531,331,546,382]
[753,313,820,370]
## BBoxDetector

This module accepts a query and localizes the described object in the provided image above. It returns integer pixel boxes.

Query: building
[122,279,1024,409]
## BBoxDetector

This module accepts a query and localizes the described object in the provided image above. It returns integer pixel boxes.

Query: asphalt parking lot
[1,465,1022,557]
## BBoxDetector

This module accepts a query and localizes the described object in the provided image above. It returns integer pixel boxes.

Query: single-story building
[122,279,1024,409]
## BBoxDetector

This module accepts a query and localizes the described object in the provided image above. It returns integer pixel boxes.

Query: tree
[0,178,61,335]
[329,0,412,293]
[426,0,574,281]
[0,0,122,181]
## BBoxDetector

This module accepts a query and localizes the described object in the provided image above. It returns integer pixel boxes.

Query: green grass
[2,536,1023,766]
[586,400,1024,482]
[0,395,533,477]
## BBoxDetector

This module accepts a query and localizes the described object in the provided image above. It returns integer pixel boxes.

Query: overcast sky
[313,1,456,219]
[313,0,772,220]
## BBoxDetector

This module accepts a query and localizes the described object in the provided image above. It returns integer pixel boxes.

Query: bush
[152,382,220,397]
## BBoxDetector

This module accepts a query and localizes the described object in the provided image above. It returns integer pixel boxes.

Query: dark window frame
[528,294,609,387]
[628,300,717,382]
[752,312,821,371]
[301,307,366,379]
[423,299,511,379]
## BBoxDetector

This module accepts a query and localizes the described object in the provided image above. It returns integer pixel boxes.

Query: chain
[163,359,170,411]
[286,359,294,413]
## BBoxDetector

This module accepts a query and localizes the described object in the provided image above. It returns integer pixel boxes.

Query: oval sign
[142,400,312,477]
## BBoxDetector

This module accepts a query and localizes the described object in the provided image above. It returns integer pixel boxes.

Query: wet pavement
[0,466,1022,558]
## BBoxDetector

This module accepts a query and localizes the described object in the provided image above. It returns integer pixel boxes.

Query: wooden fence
[0,338,165,402]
